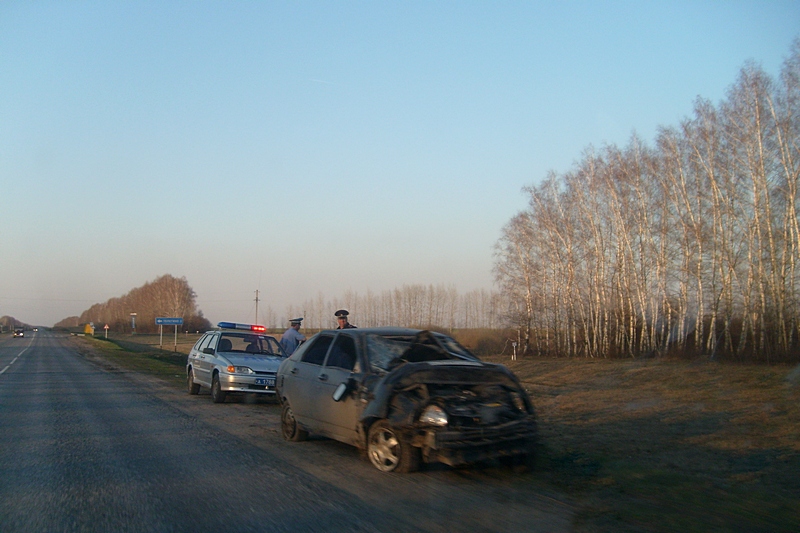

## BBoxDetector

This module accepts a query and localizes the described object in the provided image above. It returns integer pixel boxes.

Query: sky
[1,1,799,327]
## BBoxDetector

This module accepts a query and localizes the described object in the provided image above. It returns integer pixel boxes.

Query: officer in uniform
[280,317,306,355]
[335,309,357,329]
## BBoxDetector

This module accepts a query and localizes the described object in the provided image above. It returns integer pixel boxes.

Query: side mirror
[332,382,348,402]
[203,347,215,355]
[333,376,359,402]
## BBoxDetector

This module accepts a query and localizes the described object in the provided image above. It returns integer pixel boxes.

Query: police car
[186,322,287,403]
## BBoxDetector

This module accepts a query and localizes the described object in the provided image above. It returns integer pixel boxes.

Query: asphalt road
[0,333,573,532]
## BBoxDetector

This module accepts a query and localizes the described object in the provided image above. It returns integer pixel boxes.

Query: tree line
[494,41,800,362]
[261,285,505,332]
[0,316,30,331]
[55,274,211,334]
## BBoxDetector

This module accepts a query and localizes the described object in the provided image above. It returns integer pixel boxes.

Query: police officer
[335,309,357,329]
[280,318,306,355]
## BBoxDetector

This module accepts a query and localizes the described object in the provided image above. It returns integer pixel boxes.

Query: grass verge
[484,356,800,532]
[71,334,190,388]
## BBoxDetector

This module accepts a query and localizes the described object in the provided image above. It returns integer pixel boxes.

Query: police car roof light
[217,322,267,333]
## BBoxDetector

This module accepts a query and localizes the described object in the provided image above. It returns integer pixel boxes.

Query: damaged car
[276,327,537,473]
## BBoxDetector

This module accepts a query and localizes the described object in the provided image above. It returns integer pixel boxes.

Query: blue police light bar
[217,322,267,333]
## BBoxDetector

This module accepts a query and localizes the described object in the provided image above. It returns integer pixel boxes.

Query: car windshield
[366,332,479,371]
[366,335,413,371]
[433,333,479,361]
[219,334,285,356]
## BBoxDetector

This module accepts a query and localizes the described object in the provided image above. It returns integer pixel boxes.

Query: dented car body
[276,327,537,473]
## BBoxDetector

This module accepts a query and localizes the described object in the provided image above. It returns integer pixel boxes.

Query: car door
[315,333,362,443]
[284,334,334,429]
[194,333,217,386]
[188,334,208,385]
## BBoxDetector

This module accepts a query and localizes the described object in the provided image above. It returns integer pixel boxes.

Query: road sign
[155,317,184,325]
[156,317,184,350]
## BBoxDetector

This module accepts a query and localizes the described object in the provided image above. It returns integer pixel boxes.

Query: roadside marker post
[156,318,184,350]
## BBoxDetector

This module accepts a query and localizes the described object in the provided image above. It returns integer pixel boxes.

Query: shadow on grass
[536,410,800,533]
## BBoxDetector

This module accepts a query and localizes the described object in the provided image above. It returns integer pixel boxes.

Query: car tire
[187,369,200,395]
[281,403,308,441]
[367,420,420,473]
[211,374,227,404]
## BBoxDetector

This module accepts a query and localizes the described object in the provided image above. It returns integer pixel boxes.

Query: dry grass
[107,332,202,354]
[484,355,800,532]
[73,335,191,388]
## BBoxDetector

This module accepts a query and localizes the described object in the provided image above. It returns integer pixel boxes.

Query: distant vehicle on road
[13,327,24,338]
[186,322,287,403]
[276,327,537,473]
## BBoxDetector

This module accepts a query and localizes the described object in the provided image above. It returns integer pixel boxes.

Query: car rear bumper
[417,417,537,466]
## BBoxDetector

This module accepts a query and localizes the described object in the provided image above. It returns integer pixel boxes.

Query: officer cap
[290,317,303,325]
[334,309,349,318]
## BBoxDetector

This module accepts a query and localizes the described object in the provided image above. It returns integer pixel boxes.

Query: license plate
[255,378,275,387]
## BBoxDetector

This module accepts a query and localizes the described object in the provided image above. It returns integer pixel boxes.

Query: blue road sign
[156,317,184,325]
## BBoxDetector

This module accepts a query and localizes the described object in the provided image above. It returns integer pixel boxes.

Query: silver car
[276,328,537,473]
[186,322,287,403]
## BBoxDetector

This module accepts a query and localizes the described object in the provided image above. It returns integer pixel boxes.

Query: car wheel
[281,403,308,441]
[367,420,420,473]
[187,369,200,395]
[211,374,227,403]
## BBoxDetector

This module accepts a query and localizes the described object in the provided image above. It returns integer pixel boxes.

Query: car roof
[317,327,424,336]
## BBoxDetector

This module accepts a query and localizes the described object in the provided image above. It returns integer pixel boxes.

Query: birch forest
[56,274,211,334]
[494,41,800,362]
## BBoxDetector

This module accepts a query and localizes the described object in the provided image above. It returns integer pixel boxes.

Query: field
[487,356,800,532]
[75,333,800,532]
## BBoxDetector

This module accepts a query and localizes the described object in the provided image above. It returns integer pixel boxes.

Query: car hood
[221,353,284,371]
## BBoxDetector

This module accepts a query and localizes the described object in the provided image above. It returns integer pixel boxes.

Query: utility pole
[254,289,260,325]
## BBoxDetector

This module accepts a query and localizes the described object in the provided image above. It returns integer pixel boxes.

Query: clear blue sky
[1,1,798,327]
